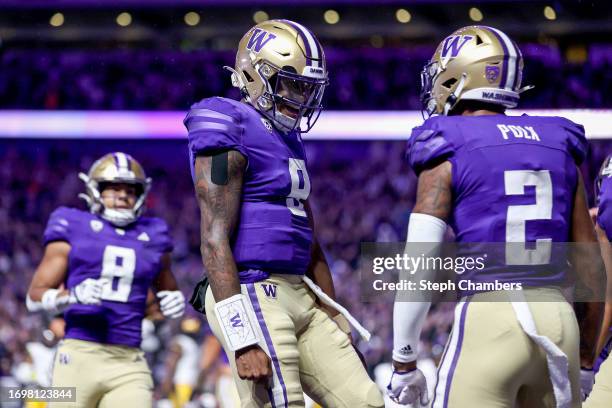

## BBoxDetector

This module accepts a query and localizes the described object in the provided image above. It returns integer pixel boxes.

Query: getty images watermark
[371,252,523,293]
[359,242,607,302]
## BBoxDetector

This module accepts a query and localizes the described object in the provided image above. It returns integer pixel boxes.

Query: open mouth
[279,103,300,119]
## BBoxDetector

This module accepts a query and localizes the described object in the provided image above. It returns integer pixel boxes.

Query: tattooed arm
[194,151,271,382]
[412,160,453,220]
[392,161,451,373]
[194,151,245,301]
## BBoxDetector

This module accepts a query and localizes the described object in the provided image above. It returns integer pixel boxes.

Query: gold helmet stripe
[484,26,519,91]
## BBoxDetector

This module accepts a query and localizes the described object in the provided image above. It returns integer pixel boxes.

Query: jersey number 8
[100,245,136,302]
[287,158,311,217]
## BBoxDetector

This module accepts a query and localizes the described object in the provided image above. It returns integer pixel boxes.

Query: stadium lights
[253,10,269,23]
[324,10,340,25]
[469,7,483,22]
[544,6,557,20]
[50,13,64,27]
[116,12,132,27]
[184,12,200,26]
[395,8,412,24]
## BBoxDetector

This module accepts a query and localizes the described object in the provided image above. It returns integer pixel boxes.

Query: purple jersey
[185,97,313,281]
[44,207,173,348]
[597,167,612,240]
[407,114,587,291]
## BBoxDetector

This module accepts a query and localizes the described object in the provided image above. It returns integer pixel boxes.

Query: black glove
[189,277,210,315]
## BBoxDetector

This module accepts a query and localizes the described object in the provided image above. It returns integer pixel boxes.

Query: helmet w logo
[441,35,474,58]
[246,28,277,53]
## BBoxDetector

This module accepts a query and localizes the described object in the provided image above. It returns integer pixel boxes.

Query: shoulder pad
[141,217,173,253]
[185,97,247,158]
[557,117,587,165]
[407,116,458,175]
[43,207,79,245]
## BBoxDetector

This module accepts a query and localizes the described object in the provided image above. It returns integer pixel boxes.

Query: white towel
[509,291,572,408]
[302,276,372,341]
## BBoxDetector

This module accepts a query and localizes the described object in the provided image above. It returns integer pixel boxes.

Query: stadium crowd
[1,44,611,111]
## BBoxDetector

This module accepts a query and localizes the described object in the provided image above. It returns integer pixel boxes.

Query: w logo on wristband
[230,313,244,328]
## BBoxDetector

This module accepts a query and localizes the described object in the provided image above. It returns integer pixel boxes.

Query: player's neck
[460,109,504,116]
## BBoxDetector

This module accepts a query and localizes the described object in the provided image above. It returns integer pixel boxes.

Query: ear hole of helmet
[243,71,254,83]
[442,78,457,89]
[282,65,298,74]
[476,35,484,45]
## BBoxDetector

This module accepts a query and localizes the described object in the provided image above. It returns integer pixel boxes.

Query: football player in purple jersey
[388,26,605,407]
[186,20,383,408]
[26,153,185,408]
[583,156,612,407]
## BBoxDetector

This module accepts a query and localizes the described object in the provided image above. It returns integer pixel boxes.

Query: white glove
[387,368,429,406]
[580,367,595,401]
[157,290,185,319]
[69,278,104,305]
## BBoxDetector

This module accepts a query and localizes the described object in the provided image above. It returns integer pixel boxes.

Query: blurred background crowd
[1,0,611,406]
[1,45,612,111]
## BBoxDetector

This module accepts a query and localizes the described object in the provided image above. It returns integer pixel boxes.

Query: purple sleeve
[43,207,72,245]
[153,218,173,254]
[184,97,247,158]
[406,117,456,175]
[560,117,587,165]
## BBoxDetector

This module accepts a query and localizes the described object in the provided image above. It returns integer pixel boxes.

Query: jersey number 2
[287,158,311,217]
[100,245,136,302]
[504,169,553,265]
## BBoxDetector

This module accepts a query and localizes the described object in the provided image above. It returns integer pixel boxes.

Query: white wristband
[26,295,43,312]
[41,289,71,313]
[213,294,260,352]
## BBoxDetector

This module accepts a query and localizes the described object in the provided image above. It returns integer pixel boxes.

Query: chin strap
[519,84,535,94]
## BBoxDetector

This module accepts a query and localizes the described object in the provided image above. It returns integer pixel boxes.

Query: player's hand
[580,367,595,401]
[387,366,429,406]
[70,278,103,305]
[157,290,186,319]
[235,345,272,383]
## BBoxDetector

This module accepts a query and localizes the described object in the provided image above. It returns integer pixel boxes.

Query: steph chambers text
[372,279,523,292]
